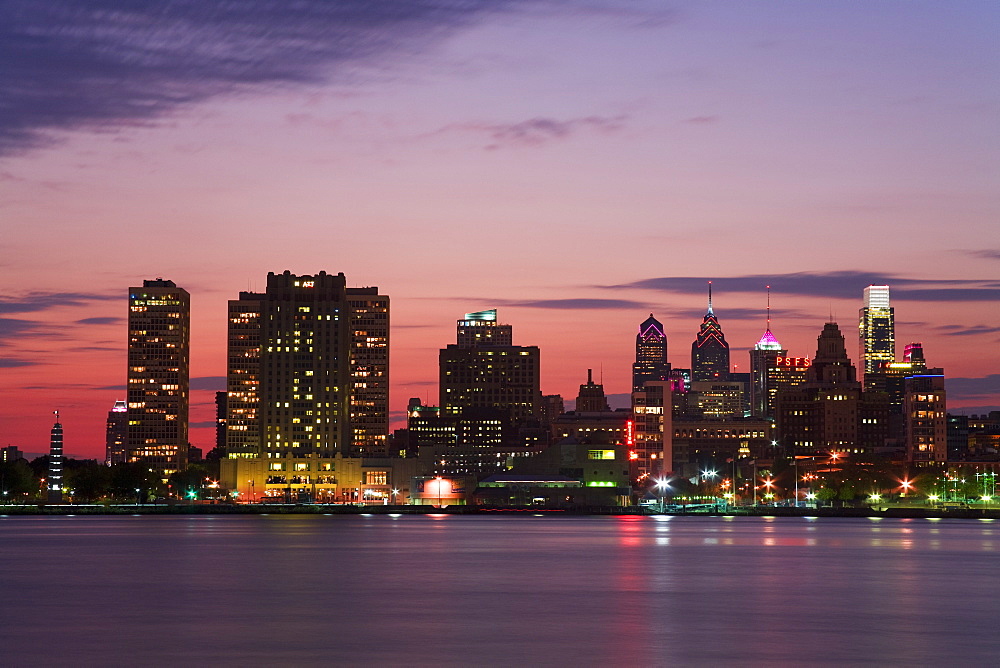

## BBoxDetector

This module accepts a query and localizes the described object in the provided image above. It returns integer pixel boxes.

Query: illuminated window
[588,450,616,460]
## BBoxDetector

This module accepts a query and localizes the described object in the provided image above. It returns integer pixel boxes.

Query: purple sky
[1,1,998,457]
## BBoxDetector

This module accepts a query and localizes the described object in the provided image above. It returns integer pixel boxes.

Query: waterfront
[1,515,997,666]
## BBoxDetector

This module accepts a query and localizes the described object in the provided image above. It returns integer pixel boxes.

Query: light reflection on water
[1,515,998,666]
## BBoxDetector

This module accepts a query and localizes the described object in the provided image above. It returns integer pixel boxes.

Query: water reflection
[1,515,998,666]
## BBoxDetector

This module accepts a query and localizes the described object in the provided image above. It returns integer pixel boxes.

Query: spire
[754,285,782,350]
[707,281,713,315]
[766,285,770,330]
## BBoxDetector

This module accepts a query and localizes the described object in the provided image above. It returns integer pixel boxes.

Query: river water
[1,514,997,666]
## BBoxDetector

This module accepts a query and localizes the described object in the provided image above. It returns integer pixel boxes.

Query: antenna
[766,285,771,330]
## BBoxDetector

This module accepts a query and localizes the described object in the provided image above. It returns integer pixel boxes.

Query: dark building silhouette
[775,322,888,458]
[576,369,610,412]
[126,278,190,477]
[691,284,730,381]
[214,391,227,456]
[439,310,540,423]
[105,400,127,465]
[632,314,670,392]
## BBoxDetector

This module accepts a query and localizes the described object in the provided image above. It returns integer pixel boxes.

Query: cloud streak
[603,271,1000,302]
[498,297,649,310]
[0,0,527,155]
[0,291,118,314]
[946,375,1000,401]
[431,115,628,149]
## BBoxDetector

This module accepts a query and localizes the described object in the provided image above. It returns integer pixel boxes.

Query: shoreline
[2,503,999,519]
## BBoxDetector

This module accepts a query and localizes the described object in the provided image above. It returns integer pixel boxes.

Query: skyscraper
[632,314,670,392]
[226,291,262,458]
[439,310,540,423]
[126,278,190,477]
[225,271,390,460]
[748,293,809,418]
[749,327,785,418]
[346,287,390,457]
[105,400,127,465]
[860,285,895,383]
[691,283,730,381]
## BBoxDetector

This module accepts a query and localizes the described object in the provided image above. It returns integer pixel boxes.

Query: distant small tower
[47,411,64,503]
[576,369,611,412]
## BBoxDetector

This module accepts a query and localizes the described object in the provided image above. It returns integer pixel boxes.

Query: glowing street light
[654,478,671,513]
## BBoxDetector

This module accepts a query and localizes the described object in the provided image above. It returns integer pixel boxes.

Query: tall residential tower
[126,279,190,477]
[225,271,390,460]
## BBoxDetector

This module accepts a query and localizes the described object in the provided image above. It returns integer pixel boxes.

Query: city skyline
[2,1,999,456]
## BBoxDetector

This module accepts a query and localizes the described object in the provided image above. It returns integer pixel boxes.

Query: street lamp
[763,478,775,504]
[654,478,670,513]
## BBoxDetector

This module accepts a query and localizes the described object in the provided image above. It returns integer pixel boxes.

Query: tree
[168,464,212,499]
[65,460,111,502]
[0,459,38,500]
[108,463,159,501]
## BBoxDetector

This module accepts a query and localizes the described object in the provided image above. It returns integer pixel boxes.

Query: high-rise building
[750,327,785,417]
[226,292,262,458]
[691,284,730,381]
[905,368,947,464]
[225,271,390,460]
[859,285,895,384]
[126,278,190,477]
[439,310,540,423]
[226,272,387,458]
[632,314,670,392]
[749,329,811,419]
[105,400,127,465]
[576,369,610,412]
[346,287,390,457]
[47,411,64,503]
[631,381,672,478]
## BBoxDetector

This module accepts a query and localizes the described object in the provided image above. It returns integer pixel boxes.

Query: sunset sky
[2,1,998,458]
